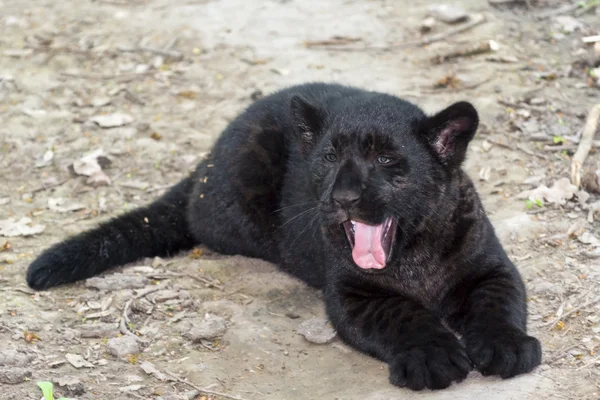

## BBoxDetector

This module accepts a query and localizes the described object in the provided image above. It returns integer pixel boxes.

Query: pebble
[89,113,134,128]
[107,336,140,358]
[420,17,436,33]
[65,353,94,369]
[427,4,469,24]
[90,96,112,107]
[297,317,337,344]
[554,16,583,34]
[185,314,227,342]
[0,367,32,384]
[0,350,34,367]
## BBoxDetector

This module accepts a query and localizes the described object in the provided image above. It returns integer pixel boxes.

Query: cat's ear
[424,101,479,167]
[290,95,323,152]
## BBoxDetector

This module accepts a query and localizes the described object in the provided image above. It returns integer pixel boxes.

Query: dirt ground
[1,0,600,399]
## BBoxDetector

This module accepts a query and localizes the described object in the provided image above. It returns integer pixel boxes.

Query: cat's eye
[324,153,337,162]
[376,155,392,164]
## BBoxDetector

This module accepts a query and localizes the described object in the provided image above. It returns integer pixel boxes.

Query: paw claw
[389,337,471,391]
[467,329,541,379]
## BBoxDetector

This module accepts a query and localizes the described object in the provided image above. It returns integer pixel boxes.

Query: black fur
[27,83,541,390]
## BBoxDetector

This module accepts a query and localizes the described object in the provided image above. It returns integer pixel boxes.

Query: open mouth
[342,217,397,270]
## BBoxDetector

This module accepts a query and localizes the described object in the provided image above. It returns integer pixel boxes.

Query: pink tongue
[352,221,386,269]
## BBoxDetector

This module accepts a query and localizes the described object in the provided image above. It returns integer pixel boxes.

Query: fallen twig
[575,0,600,16]
[431,40,499,64]
[570,104,600,188]
[149,272,224,291]
[545,344,580,364]
[60,71,152,83]
[319,14,486,52]
[31,178,69,194]
[544,143,600,152]
[536,2,580,19]
[164,370,246,400]
[516,144,548,160]
[119,45,183,61]
[407,14,487,48]
[582,35,600,44]
[488,0,530,6]
[304,36,362,47]
[541,296,600,329]
[120,286,161,341]
[577,354,600,370]
[123,88,145,106]
[486,139,547,160]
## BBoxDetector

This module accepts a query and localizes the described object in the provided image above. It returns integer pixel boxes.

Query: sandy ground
[1,0,600,399]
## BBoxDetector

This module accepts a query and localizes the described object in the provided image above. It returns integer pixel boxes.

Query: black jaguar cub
[27,83,541,390]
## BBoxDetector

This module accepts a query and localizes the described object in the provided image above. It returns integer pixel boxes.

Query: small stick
[431,40,499,64]
[575,0,600,16]
[582,35,600,44]
[536,2,580,19]
[570,104,600,188]
[150,272,224,291]
[516,144,547,160]
[120,286,161,340]
[320,14,486,52]
[119,46,183,61]
[541,296,600,329]
[577,354,600,370]
[163,37,179,51]
[545,344,580,364]
[403,14,487,48]
[123,88,145,106]
[488,0,530,6]
[544,142,600,151]
[486,139,547,160]
[163,370,246,400]
[31,178,69,194]
[60,71,152,82]
[304,37,362,47]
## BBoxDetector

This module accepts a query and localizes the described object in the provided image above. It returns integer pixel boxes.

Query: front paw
[389,338,472,391]
[466,328,541,379]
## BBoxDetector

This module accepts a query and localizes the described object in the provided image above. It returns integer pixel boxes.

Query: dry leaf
[72,149,112,187]
[65,353,94,369]
[0,217,45,237]
[35,150,54,168]
[140,361,173,381]
[1,241,11,252]
[177,90,197,100]
[189,248,204,259]
[90,113,134,128]
[297,317,337,344]
[48,198,85,213]
[516,177,577,206]
[24,331,40,343]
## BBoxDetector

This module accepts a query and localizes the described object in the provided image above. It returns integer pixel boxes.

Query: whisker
[270,201,319,215]
[289,211,320,248]
[273,206,320,233]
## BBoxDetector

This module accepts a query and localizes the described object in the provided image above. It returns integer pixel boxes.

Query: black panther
[27,83,541,390]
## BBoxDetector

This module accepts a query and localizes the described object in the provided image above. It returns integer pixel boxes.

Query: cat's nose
[332,189,360,209]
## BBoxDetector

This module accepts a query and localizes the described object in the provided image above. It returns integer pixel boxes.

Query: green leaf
[525,199,534,210]
[553,135,565,144]
[535,199,544,207]
[37,381,54,400]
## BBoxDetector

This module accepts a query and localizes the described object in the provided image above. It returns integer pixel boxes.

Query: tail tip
[26,251,71,290]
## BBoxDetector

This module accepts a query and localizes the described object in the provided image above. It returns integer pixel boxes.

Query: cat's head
[290,93,478,272]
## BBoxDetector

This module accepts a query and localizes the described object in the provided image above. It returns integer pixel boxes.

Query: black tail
[27,176,196,290]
